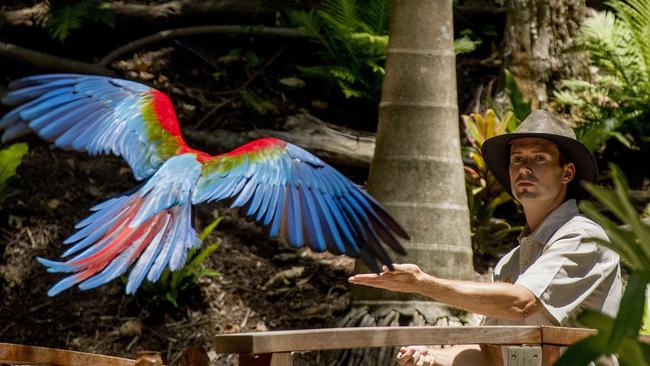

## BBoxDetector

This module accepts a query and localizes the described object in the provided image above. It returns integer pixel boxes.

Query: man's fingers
[396,347,417,366]
[347,274,380,283]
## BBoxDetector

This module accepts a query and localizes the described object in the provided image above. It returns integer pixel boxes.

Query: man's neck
[522,195,566,233]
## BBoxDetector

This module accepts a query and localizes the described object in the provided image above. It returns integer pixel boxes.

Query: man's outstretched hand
[348,263,430,294]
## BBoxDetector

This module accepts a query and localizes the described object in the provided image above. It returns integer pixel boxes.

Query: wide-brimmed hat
[481,110,598,197]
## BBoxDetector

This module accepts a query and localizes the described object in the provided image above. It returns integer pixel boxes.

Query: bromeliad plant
[556,165,650,365]
[461,110,524,264]
[554,0,650,152]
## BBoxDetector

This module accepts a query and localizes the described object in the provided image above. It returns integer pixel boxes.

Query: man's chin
[514,190,539,202]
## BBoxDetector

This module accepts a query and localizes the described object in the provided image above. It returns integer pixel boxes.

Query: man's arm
[348,263,542,320]
[397,344,502,366]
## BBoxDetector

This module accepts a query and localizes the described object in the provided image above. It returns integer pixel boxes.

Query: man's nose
[517,162,533,175]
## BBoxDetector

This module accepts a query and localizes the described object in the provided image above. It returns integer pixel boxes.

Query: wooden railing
[212,325,650,366]
[5,326,649,365]
[0,343,162,366]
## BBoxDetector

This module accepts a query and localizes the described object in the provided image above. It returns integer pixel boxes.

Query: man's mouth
[516,180,536,187]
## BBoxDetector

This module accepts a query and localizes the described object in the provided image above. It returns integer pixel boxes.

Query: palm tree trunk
[330,1,475,364]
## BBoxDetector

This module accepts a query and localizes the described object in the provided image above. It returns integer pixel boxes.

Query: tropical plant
[554,0,650,152]
[44,0,114,42]
[289,0,479,100]
[461,109,524,265]
[0,143,28,208]
[135,216,223,307]
[556,164,650,365]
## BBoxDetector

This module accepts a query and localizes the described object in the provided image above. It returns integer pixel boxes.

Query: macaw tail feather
[37,189,199,296]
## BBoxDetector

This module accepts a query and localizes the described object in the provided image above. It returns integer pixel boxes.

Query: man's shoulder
[550,214,609,243]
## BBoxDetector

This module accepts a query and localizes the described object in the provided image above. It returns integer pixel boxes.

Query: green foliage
[557,164,650,365]
[289,0,478,100]
[0,143,28,208]
[554,1,650,152]
[503,69,532,122]
[45,0,114,42]
[461,110,524,262]
[454,29,482,55]
[136,216,223,307]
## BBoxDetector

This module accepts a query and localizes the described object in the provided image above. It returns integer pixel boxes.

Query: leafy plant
[554,0,650,152]
[136,216,223,307]
[44,0,114,42]
[556,164,650,365]
[461,110,524,265]
[0,143,28,208]
[289,0,479,100]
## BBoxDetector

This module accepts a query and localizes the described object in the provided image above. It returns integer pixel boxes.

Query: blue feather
[286,186,302,248]
[269,186,286,237]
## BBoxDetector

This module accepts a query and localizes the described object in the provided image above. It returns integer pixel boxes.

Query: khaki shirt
[483,199,622,326]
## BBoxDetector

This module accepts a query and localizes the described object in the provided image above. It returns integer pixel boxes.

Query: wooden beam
[213,326,541,354]
[0,342,136,366]
[540,326,596,346]
[541,326,650,345]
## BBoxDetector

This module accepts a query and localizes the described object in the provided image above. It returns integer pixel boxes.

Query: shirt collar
[520,199,579,244]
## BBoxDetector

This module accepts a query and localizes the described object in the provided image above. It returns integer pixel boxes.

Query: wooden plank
[542,326,650,346]
[213,326,541,354]
[540,326,596,346]
[0,342,136,366]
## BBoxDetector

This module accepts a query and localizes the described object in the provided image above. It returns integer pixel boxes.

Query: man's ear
[563,162,576,184]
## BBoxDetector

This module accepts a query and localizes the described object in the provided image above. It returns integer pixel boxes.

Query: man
[348,110,622,366]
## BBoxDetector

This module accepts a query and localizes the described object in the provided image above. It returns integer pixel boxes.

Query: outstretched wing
[0,74,207,180]
[192,137,409,271]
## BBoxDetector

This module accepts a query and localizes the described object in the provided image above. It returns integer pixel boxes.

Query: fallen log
[184,112,376,169]
[0,0,279,29]
[0,42,114,75]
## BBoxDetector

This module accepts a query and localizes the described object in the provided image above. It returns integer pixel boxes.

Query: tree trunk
[502,0,588,108]
[331,1,476,364]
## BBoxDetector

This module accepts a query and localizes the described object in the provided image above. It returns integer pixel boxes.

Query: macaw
[0,74,409,297]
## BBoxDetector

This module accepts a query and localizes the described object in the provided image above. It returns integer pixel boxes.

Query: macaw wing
[1,74,193,180]
[192,138,409,272]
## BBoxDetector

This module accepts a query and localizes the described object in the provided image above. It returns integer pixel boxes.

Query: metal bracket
[506,346,542,366]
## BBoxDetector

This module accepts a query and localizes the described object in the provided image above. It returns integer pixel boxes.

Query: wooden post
[180,346,210,366]
[541,345,561,366]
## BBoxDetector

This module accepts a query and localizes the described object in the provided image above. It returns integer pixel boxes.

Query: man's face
[508,138,575,203]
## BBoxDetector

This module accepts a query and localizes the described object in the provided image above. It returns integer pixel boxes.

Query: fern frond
[321,0,360,31]
[581,11,646,88]
[288,9,340,61]
[46,0,113,42]
[606,0,650,81]
[359,0,390,33]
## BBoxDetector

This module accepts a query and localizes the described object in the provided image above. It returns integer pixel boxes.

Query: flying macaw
[0,74,409,296]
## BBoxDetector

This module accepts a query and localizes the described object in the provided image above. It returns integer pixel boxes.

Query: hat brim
[481,133,598,198]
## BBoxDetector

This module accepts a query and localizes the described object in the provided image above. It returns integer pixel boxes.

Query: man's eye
[511,156,522,163]
[535,155,546,162]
